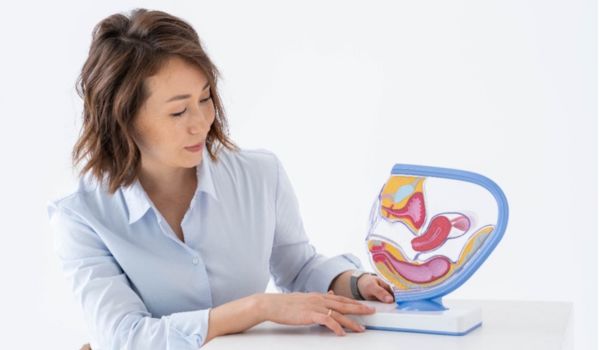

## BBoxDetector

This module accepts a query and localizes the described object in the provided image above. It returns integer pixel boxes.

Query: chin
[182,155,203,168]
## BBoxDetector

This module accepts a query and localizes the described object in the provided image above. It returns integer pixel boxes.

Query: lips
[184,141,204,151]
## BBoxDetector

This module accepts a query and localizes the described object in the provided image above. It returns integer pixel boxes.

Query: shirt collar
[121,177,150,225]
[122,146,219,224]
[196,146,218,202]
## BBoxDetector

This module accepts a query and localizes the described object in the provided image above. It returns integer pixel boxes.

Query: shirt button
[192,257,199,265]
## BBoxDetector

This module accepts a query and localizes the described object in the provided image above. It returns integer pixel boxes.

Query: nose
[187,104,214,135]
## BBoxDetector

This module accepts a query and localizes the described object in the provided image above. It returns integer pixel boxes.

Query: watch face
[365,164,508,302]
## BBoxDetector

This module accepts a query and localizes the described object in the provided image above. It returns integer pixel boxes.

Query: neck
[137,161,197,199]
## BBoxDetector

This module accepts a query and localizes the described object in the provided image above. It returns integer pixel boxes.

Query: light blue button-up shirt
[47,147,363,349]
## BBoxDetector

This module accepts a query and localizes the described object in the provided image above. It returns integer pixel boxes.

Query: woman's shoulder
[212,146,282,191]
[217,146,279,164]
[214,146,281,174]
[46,172,124,224]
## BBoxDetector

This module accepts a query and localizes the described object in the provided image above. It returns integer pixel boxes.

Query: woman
[48,8,395,349]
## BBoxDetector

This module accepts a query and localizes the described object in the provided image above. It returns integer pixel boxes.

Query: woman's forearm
[204,293,266,344]
[328,270,354,298]
[204,272,359,345]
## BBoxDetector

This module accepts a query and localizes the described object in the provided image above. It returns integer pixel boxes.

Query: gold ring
[327,309,332,317]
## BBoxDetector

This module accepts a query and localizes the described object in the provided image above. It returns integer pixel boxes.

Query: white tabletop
[203,299,573,350]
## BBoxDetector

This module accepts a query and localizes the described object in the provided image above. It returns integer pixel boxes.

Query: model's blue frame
[365,322,483,336]
[382,164,509,310]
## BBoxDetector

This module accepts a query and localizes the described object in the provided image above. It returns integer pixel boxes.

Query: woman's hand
[357,274,395,303]
[258,291,376,335]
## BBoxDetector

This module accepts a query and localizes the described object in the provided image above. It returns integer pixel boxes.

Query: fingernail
[385,296,393,302]
[360,325,366,331]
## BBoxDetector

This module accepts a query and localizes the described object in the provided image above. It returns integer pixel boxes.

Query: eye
[200,94,212,103]
[170,108,187,117]
[170,95,212,117]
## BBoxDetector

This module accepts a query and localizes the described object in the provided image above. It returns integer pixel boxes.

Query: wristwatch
[350,270,377,300]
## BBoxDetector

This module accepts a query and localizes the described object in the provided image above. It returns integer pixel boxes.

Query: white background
[0,0,597,348]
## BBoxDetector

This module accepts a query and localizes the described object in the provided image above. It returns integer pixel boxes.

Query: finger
[314,311,346,336]
[368,284,394,303]
[330,309,366,333]
[323,300,376,315]
[324,293,364,305]
[376,278,394,294]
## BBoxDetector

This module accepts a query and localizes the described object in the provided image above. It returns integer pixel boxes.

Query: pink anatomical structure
[367,176,495,291]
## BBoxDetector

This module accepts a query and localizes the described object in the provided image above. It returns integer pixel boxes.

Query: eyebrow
[165,82,210,103]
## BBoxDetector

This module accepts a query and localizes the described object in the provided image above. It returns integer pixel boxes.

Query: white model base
[347,300,482,336]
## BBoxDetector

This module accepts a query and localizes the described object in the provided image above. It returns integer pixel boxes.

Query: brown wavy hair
[72,8,238,194]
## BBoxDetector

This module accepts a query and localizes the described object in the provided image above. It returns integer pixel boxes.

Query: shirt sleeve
[268,154,364,293]
[47,202,212,349]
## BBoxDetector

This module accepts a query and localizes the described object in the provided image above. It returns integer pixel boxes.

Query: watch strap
[350,270,376,300]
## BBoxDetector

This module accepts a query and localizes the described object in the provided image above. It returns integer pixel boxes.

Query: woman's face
[133,56,215,171]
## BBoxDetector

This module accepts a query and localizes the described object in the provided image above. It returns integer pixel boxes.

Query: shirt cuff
[305,253,364,293]
[167,308,211,348]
